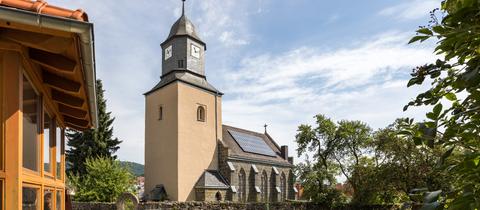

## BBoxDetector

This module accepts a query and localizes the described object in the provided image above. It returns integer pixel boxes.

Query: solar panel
[228,130,277,157]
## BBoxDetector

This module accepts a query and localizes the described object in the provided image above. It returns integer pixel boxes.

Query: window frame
[43,187,55,210]
[22,183,40,210]
[21,73,41,174]
[55,189,63,210]
[196,105,206,122]
[0,65,3,172]
[43,108,54,177]
[0,179,4,210]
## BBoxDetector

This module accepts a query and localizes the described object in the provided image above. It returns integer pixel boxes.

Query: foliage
[405,0,480,209]
[296,115,451,205]
[354,120,451,205]
[119,161,145,177]
[296,114,371,205]
[66,79,122,175]
[295,159,346,206]
[69,157,135,202]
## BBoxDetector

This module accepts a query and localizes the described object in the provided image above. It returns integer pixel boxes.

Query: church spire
[182,0,185,16]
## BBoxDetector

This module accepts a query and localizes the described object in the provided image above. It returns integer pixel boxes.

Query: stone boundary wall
[72,202,116,210]
[73,201,423,210]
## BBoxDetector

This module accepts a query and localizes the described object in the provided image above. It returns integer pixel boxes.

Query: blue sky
[49,0,440,164]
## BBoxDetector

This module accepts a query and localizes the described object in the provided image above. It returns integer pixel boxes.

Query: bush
[68,157,135,202]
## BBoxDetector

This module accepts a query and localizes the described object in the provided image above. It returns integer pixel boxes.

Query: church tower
[144,0,223,201]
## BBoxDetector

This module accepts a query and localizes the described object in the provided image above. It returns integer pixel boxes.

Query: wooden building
[0,1,97,210]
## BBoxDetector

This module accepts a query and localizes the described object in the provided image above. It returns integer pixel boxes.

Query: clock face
[165,45,172,60]
[191,44,200,59]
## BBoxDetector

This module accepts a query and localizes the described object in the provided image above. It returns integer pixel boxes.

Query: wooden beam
[65,122,88,131]
[51,89,84,108]
[58,104,87,119]
[42,70,81,93]
[28,48,76,73]
[63,116,89,128]
[0,29,72,54]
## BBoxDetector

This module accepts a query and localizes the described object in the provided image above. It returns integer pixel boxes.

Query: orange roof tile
[0,0,88,21]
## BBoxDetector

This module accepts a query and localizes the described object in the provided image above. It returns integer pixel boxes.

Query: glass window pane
[22,187,39,210]
[44,190,53,210]
[22,75,39,171]
[56,126,62,179]
[56,190,62,210]
[44,112,52,174]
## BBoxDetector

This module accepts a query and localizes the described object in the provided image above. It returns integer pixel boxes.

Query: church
[144,1,295,202]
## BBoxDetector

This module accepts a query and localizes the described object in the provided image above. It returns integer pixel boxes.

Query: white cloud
[221,32,436,163]
[194,0,256,48]
[43,1,438,165]
[379,0,440,21]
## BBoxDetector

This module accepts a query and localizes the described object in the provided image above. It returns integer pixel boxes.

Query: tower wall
[144,83,179,200]
[177,82,221,201]
[161,38,187,76]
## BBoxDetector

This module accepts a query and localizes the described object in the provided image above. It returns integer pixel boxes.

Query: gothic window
[261,171,268,202]
[158,106,164,120]
[280,173,286,201]
[270,170,277,202]
[197,106,206,122]
[238,169,246,202]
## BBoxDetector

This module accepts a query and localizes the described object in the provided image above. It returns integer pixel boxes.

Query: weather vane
[264,124,268,133]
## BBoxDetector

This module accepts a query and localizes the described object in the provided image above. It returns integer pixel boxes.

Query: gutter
[0,6,98,128]
[227,155,294,168]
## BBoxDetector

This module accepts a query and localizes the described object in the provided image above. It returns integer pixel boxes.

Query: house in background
[0,1,97,210]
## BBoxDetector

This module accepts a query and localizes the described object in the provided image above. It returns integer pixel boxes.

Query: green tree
[296,114,371,204]
[68,157,135,202]
[405,0,480,209]
[66,80,122,175]
[354,120,451,204]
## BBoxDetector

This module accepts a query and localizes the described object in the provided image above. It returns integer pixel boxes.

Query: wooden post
[3,50,22,210]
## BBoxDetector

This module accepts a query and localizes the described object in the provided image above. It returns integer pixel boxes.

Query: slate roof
[222,125,293,167]
[162,13,205,47]
[195,170,229,189]
[144,70,222,95]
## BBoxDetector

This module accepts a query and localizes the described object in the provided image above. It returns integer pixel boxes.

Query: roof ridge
[222,124,265,136]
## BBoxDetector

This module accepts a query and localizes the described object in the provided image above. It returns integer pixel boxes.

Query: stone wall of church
[217,158,294,202]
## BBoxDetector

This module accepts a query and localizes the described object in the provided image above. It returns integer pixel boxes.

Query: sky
[49,0,441,164]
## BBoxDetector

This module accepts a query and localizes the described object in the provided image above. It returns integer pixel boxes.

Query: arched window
[280,173,286,201]
[215,191,222,201]
[261,171,268,202]
[158,105,163,120]
[197,106,205,122]
[238,169,246,202]
[270,171,277,202]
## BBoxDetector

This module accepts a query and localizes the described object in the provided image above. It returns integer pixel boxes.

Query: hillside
[120,161,144,177]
